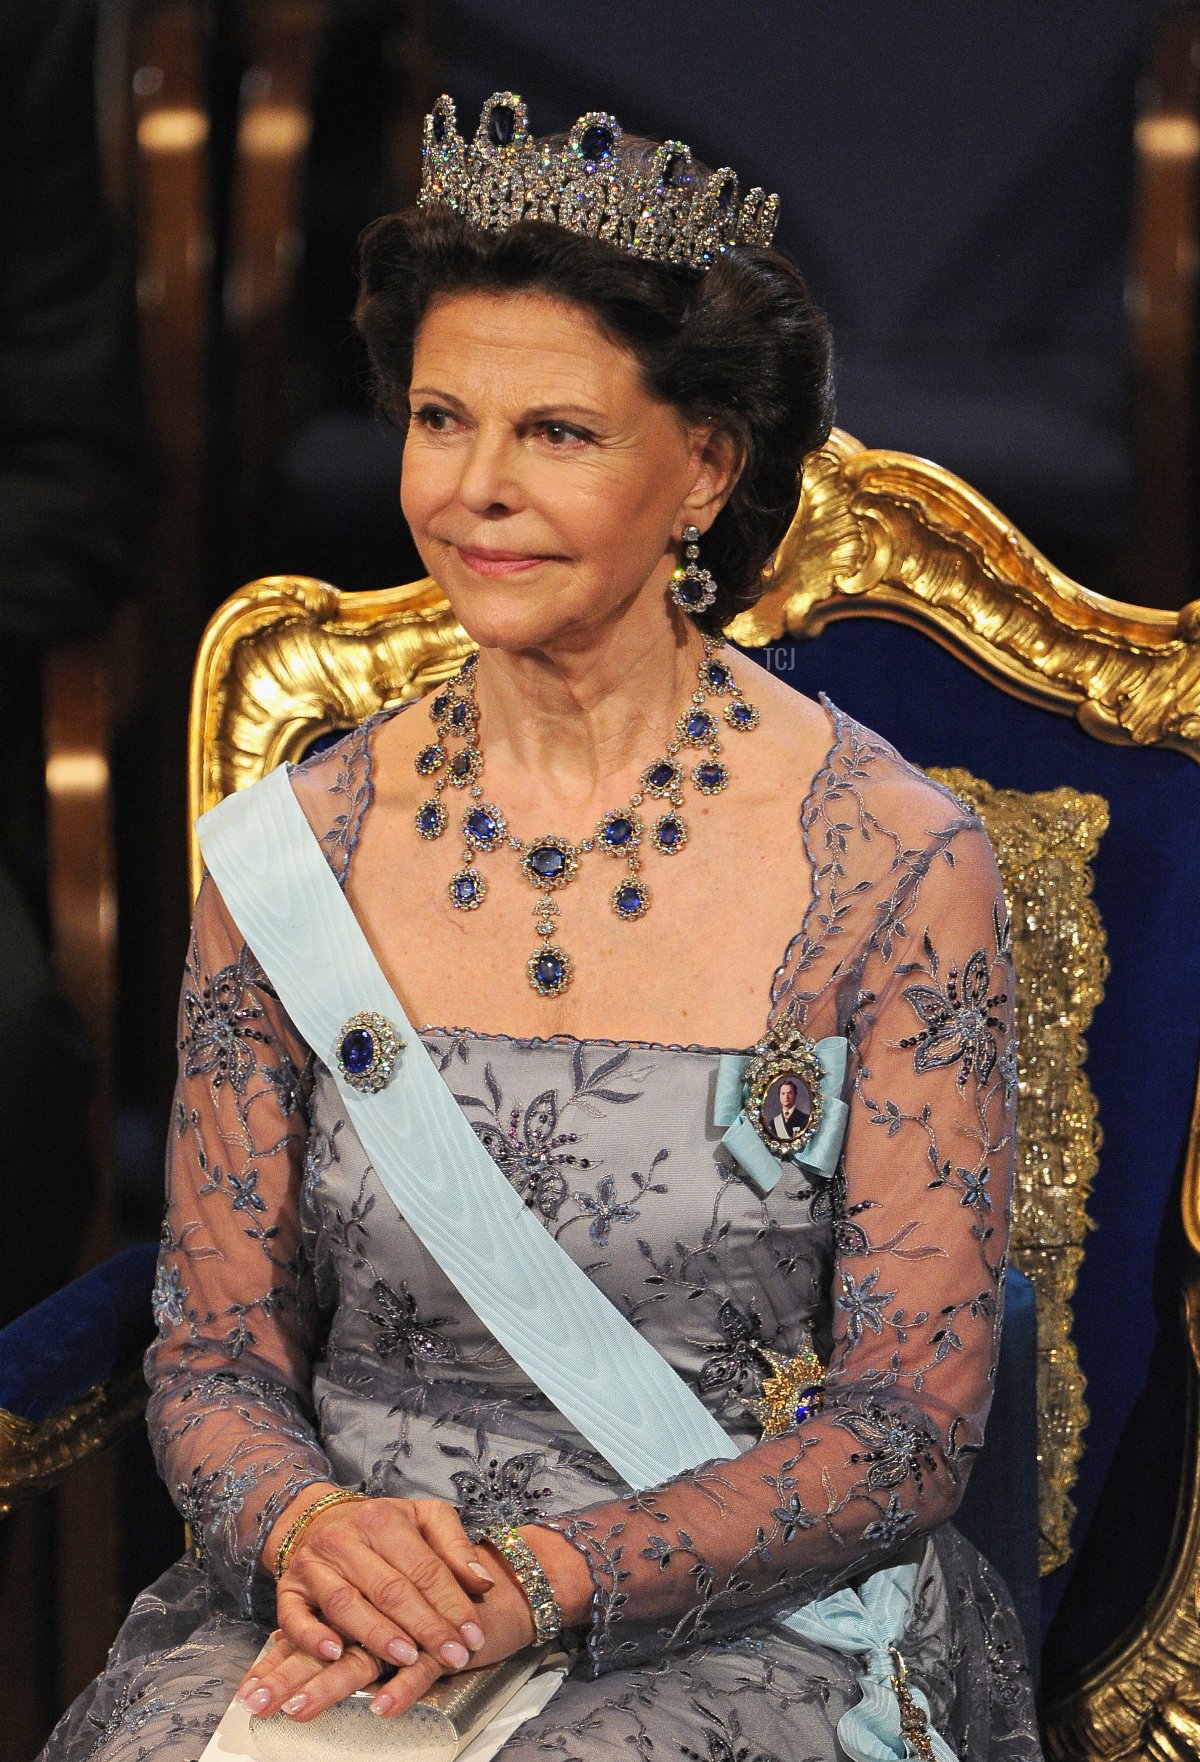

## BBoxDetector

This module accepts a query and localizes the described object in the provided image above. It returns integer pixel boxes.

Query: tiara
[419,91,780,271]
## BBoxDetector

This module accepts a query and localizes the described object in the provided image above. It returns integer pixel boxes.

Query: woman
[42,94,1040,1761]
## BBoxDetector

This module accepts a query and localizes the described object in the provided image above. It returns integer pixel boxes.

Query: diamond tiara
[419,91,781,271]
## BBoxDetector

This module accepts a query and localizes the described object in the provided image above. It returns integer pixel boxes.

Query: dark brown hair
[355,180,834,631]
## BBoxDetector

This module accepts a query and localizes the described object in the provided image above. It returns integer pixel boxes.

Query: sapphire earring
[670,525,718,615]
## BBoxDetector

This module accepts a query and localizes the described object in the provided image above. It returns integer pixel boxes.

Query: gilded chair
[5,429,1199,1760]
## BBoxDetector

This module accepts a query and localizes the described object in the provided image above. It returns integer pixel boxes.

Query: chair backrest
[189,429,1200,1761]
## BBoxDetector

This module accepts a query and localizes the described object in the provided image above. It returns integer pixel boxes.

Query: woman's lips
[455,546,554,578]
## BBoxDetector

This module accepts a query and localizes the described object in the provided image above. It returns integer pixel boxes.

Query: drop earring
[669,524,718,615]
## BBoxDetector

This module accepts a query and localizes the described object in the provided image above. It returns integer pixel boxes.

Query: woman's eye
[539,422,590,448]
[413,405,457,433]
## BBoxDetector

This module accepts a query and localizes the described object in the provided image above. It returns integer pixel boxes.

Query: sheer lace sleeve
[540,813,1018,1673]
[145,870,335,1618]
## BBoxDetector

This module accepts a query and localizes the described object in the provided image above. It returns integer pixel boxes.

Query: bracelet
[482,1524,562,1645]
[272,1488,369,1581]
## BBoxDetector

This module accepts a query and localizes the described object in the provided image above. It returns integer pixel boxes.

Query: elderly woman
[41,94,1040,1762]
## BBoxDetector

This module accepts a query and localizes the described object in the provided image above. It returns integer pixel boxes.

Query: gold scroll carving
[927,768,1109,1577]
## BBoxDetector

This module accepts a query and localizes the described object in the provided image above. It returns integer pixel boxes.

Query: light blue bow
[715,1036,849,1193]
[786,1562,957,1762]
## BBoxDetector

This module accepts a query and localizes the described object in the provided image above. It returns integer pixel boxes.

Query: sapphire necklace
[412,636,761,997]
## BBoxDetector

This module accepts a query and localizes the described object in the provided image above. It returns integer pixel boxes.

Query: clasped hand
[236,1493,536,1722]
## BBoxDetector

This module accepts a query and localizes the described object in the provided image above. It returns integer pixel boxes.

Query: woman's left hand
[236,1550,537,1721]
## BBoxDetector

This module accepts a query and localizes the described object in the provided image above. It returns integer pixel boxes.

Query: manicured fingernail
[371,1693,395,1716]
[467,1561,495,1587]
[439,1640,470,1669]
[387,1638,419,1666]
[317,1638,342,1661]
[461,1621,485,1652]
[238,1676,260,1697]
[282,1694,309,1717]
[246,1687,272,1713]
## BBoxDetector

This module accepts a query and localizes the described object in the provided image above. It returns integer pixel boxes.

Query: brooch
[714,1006,849,1196]
[742,1011,826,1164]
[335,1011,404,1095]
[745,1337,826,1438]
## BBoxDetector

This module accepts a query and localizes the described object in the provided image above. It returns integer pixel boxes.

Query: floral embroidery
[366,1278,458,1368]
[574,1171,641,1244]
[179,945,276,1095]
[450,1450,554,1534]
[694,1299,770,1394]
[899,941,1008,1087]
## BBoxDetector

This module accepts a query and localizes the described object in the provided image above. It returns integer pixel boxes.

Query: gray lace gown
[41,698,1043,1762]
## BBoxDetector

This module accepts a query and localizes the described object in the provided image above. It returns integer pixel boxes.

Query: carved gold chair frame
[189,429,1200,1762]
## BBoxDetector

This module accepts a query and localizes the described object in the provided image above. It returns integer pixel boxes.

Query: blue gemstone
[706,662,731,690]
[416,744,443,774]
[432,692,452,719]
[647,761,676,789]
[662,151,685,187]
[696,763,724,789]
[451,751,473,777]
[717,176,736,212]
[533,952,566,990]
[340,1028,375,1074]
[449,701,470,728]
[602,817,634,847]
[730,702,753,726]
[529,845,567,880]
[615,884,645,916]
[466,809,498,844]
[657,818,682,849]
[432,111,447,144]
[795,1398,814,1423]
[580,123,614,163]
[416,805,441,834]
[678,576,704,605]
[453,875,479,905]
[686,711,712,740]
[487,104,515,147]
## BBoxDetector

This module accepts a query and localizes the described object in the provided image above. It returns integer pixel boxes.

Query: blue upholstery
[751,618,1200,1680]
[0,1240,157,1424]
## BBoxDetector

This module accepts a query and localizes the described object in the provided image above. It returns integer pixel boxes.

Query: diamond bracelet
[481,1524,563,1645]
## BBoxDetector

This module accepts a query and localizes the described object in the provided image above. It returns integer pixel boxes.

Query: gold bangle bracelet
[272,1488,368,1581]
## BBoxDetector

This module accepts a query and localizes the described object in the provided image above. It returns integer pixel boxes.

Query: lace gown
[41,699,1043,1762]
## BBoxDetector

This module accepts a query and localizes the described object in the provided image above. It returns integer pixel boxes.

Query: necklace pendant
[449,866,486,910]
[651,811,688,855]
[528,944,572,996]
[611,877,650,920]
[415,798,448,839]
[520,835,579,890]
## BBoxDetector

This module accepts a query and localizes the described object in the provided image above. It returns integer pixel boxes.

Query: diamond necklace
[412,636,761,997]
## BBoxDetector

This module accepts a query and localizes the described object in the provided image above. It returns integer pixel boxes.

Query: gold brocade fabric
[928,768,1110,1575]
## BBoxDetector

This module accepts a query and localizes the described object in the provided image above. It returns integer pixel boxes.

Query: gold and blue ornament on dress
[715,1003,849,1195]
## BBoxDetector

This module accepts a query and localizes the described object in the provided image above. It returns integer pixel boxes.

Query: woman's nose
[455,431,521,515]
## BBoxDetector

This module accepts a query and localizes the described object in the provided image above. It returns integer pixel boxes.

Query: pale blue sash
[197,765,956,1762]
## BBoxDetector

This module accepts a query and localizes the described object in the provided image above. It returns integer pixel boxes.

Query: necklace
[412,636,761,997]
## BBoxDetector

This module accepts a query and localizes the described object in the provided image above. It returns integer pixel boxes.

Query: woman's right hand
[268,1487,496,1674]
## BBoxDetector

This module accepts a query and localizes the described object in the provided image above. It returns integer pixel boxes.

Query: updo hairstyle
[355,137,835,632]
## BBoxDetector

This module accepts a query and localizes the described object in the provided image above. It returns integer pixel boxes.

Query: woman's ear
[682,422,746,532]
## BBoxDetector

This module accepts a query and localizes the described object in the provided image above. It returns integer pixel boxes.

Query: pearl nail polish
[439,1640,470,1669]
[282,1694,309,1717]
